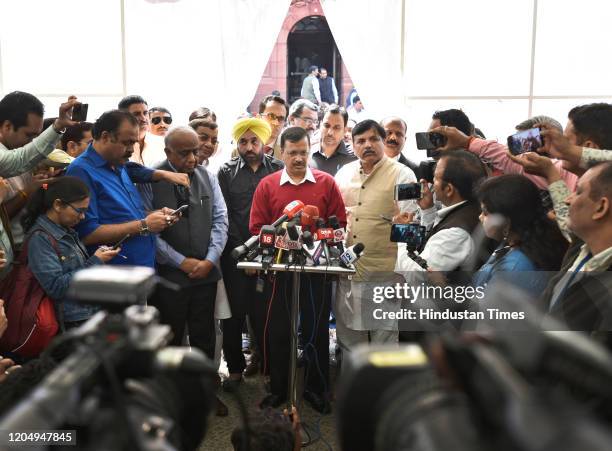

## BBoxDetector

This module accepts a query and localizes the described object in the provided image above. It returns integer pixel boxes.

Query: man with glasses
[258,94,288,159]
[188,118,218,167]
[249,126,347,413]
[310,105,356,176]
[288,99,319,138]
[119,95,165,167]
[149,107,172,137]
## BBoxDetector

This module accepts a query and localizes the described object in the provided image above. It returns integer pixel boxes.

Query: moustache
[386,140,399,146]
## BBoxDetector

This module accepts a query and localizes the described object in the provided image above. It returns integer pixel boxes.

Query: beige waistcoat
[339,157,401,282]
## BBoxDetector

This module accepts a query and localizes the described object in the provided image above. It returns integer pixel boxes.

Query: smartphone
[171,204,189,216]
[394,182,423,200]
[390,223,426,250]
[420,160,436,183]
[71,103,89,122]
[415,132,447,150]
[507,127,543,156]
[112,234,130,250]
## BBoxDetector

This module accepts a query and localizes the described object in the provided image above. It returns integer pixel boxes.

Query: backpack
[0,228,59,357]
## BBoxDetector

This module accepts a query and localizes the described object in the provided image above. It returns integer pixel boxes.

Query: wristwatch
[139,218,149,236]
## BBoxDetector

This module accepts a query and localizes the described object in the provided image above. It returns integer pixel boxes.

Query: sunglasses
[151,116,173,125]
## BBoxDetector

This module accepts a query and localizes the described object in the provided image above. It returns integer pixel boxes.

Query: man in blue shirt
[66,110,177,267]
[139,126,228,358]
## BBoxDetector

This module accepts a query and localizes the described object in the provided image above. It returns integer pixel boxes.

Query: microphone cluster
[231,200,364,269]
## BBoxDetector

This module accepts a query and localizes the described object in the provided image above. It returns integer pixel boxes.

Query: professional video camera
[337,309,612,451]
[0,266,216,451]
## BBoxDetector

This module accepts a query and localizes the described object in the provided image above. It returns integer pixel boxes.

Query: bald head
[164,126,199,173]
[165,126,198,149]
[381,116,407,157]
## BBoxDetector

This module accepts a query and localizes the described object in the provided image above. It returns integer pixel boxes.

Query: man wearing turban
[218,117,284,392]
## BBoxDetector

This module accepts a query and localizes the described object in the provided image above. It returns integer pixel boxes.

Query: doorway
[287,15,341,104]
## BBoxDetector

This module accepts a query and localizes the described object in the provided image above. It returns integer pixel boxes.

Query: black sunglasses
[151,116,172,125]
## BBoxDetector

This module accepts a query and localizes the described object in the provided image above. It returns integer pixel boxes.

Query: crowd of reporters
[0,88,611,450]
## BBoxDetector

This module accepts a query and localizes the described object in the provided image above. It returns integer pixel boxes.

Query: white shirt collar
[436,200,468,220]
[280,167,316,186]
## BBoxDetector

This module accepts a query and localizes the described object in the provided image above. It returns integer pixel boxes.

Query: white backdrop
[0,0,290,162]
[1,0,612,162]
[322,0,612,161]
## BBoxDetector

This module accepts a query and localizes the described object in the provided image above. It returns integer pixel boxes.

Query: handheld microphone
[314,218,334,242]
[286,220,302,264]
[315,218,332,264]
[328,215,346,253]
[272,200,304,228]
[231,200,304,259]
[302,230,314,250]
[301,205,320,232]
[340,242,365,267]
[259,225,276,268]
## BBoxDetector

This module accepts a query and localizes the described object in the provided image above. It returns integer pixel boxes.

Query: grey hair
[289,99,318,118]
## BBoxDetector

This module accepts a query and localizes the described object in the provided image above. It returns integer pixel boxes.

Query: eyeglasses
[151,116,173,125]
[63,201,87,215]
[297,116,319,126]
[261,112,286,123]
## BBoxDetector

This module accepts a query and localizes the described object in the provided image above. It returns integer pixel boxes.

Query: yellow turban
[231,117,271,145]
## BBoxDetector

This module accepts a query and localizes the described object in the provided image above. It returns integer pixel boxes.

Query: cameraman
[396,150,487,275]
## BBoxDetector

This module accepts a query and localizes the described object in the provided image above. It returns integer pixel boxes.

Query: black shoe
[243,359,260,378]
[303,390,331,414]
[222,377,243,393]
[259,393,286,409]
[215,397,229,417]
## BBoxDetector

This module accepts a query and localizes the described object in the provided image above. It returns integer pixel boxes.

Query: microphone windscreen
[301,205,320,227]
[283,200,305,219]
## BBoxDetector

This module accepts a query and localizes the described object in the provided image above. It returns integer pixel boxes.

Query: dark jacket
[397,153,423,180]
[543,240,612,331]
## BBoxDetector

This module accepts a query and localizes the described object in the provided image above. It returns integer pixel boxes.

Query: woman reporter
[21,177,119,329]
[473,174,568,297]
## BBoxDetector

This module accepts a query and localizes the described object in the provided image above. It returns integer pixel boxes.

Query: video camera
[337,311,612,451]
[0,266,216,451]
